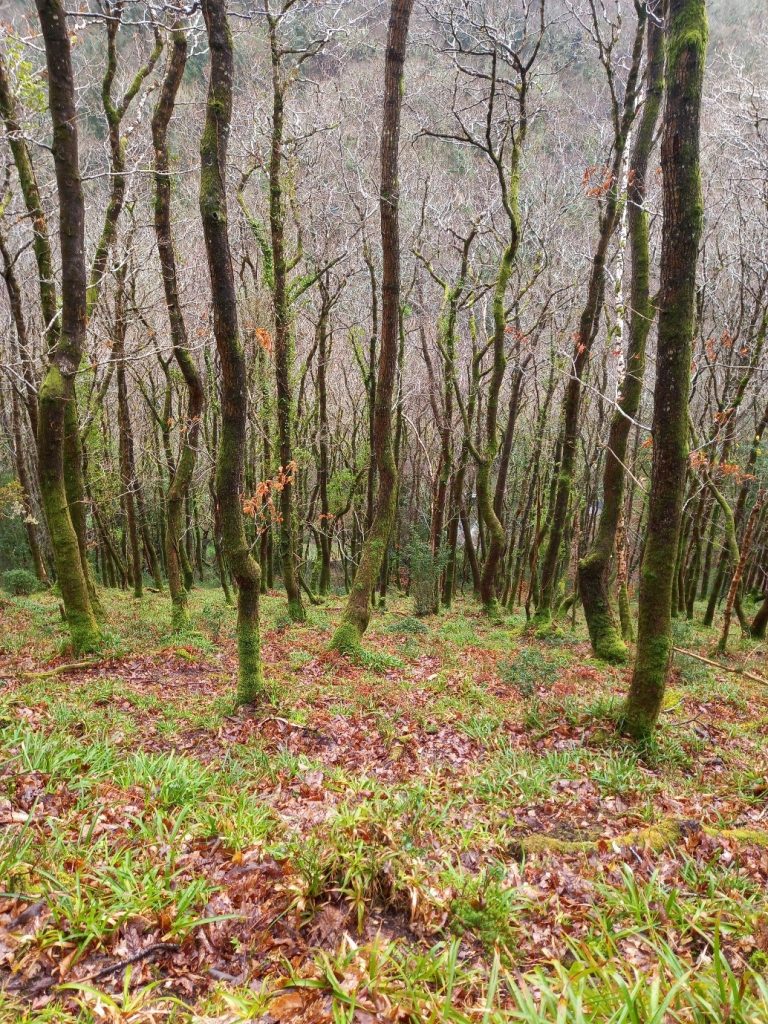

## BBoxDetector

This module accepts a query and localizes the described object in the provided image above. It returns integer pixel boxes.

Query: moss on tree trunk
[624,0,707,740]
[579,17,663,662]
[331,0,414,652]
[200,0,263,703]
[35,0,101,653]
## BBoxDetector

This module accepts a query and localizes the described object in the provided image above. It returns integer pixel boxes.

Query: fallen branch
[17,658,104,680]
[672,646,768,686]
[258,716,323,737]
[69,942,180,985]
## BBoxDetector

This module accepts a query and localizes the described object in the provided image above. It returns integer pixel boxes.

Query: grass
[0,585,767,1021]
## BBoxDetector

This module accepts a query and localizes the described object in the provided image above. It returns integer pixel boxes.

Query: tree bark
[625,0,707,739]
[153,27,205,630]
[200,0,263,702]
[34,0,100,652]
[331,0,414,651]
[579,14,663,661]
[537,12,646,622]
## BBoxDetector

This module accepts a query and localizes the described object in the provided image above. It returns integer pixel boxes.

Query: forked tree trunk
[331,0,414,652]
[579,15,663,662]
[625,0,707,739]
[200,0,263,702]
[537,12,646,623]
[719,491,765,652]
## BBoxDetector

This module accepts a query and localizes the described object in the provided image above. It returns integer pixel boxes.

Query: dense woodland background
[1,0,765,650]
[2,2,768,1020]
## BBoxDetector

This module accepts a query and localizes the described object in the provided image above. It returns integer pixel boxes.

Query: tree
[33,0,101,652]
[536,1,647,625]
[624,0,708,740]
[153,25,205,631]
[331,0,415,652]
[578,10,664,662]
[200,0,264,703]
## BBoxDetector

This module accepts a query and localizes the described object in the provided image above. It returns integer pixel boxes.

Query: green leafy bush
[2,568,41,596]
[498,647,560,697]
[408,539,446,617]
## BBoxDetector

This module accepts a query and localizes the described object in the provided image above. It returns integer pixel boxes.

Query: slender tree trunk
[625,0,707,739]
[153,27,205,630]
[719,491,765,652]
[331,0,414,652]
[538,13,646,622]
[34,0,100,652]
[114,268,142,598]
[316,285,333,596]
[200,0,263,702]
[266,19,305,623]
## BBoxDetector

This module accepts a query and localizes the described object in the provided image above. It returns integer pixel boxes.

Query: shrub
[2,568,41,596]
[385,615,427,635]
[498,647,560,697]
[408,539,446,617]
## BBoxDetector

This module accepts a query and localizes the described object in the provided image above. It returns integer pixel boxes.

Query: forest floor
[0,585,767,1022]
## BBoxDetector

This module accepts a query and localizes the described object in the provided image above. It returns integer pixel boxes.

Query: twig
[672,646,768,686]
[17,658,103,680]
[258,716,322,737]
[75,942,180,984]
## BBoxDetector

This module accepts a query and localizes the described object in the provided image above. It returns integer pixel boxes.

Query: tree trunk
[579,15,663,661]
[267,19,305,623]
[719,491,765,652]
[153,27,205,630]
[34,0,100,652]
[331,0,414,652]
[200,0,263,702]
[114,267,143,598]
[538,13,646,622]
[625,0,707,739]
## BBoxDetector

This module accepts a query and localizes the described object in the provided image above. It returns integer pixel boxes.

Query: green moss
[236,616,264,706]
[666,0,708,82]
[591,613,629,664]
[287,597,307,624]
[170,595,190,633]
[330,619,363,656]
[519,818,683,857]
[707,828,768,848]
[623,635,672,739]
[579,553,628,663]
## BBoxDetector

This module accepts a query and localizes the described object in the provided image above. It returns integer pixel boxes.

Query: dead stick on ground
[672,646,768,686]
[74,943,180,984]
[18,659,104,680]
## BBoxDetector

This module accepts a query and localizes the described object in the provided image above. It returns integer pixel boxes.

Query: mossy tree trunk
[0,227,49,583]
[152,27,205,631]
[87,4,162,317]
[200,0,263,703]
[579,15,663,662]
[624,0,707,739]
[330,0,414,652]
[316,275,338,597]
[34,0,100,652]
[265,16,305,623]
[719,490,764,652]
[113,264,143,599]
[418,231,476,612]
